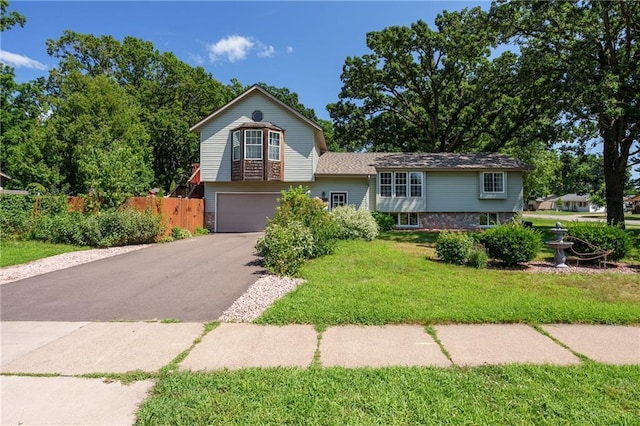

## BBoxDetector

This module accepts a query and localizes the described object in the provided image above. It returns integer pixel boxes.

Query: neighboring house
[168,163,204,199]
[534,193,605,213]
[191,85,527,232]
[629,194,640,213]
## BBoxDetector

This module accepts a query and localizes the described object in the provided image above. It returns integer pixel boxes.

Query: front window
[330,192,348,209]
[245,129,263,160]
[379,172,392,197]
[232,130,241,161]
[483,172,504,193]
[379,171,423,198]
[268,131,280,161]
[410,172,422,197]
[479,213,499,227]
[395,172,407,197]
[393,213,419,227]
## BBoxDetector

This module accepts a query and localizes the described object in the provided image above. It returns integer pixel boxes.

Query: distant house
[532,193,605,213]
[629,194,640,214]
[191,85,528,232]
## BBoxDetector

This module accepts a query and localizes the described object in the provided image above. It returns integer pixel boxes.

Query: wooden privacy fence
[69,196,204,235]
[124,197,204,235]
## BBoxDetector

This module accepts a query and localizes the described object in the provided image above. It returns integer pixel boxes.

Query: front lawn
[257,238,640,326]
[136,365,640,425]
[0,240,88,267]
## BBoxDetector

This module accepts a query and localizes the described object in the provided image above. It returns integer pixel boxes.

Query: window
[410,172,422,197]
[244,130,263,160]
[483,172,504,193]
[232,130,241,161]
[479,213,499,227]
[268,131,280,161]
[379,172,392,197]
[393,213,419,227]
[330,192,347,209]
[395,172,407,197]
[379,171,423,198]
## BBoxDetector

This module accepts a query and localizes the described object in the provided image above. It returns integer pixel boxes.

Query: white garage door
[216,193,280,232]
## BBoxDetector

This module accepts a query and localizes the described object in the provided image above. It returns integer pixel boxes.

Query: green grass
[257,238,640,326]
[135,365,640,425]
[0,240,89,267]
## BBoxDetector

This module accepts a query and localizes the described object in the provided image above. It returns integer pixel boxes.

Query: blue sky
[2,1,487,120]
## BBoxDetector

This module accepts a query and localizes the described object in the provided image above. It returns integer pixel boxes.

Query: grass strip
[135,364,640,425]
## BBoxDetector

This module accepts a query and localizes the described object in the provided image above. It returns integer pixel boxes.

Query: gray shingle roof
[315,152,528,176]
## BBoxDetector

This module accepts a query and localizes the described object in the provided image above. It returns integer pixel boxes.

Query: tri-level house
[191,85,528,232]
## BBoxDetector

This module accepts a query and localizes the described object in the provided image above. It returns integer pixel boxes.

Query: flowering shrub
[256,220,314,276]
[331,205,379,241]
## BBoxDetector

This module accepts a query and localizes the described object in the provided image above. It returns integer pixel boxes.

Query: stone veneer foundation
[204,212,215,232]
[418,212,516,230]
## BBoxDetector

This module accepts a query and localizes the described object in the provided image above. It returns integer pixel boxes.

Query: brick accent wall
[419,212,517,230]
[204,212,215,232]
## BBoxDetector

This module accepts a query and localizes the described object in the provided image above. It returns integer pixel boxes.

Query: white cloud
[0,49,47,70]
[286,46,294,54]
[207,35,254,63]
[189,53,204,66]
[257,44,275,58]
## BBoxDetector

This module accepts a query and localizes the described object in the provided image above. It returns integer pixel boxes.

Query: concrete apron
[2,321,639,425]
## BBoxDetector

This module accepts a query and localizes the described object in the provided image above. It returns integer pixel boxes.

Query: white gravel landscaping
[0,245,149,285]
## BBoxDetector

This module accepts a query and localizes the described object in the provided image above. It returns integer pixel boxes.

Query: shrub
[435,231,473,265]
[256,220,314,276]
[271,186,338,258]
[171,227,192,240]
[372,211,395,232]
[96,209,164,247]
[466,245,488,269]
[478,224,542,266]
[567,222,632,261]
[331,205,379,241]
[0,194,32,238]
[194,226,210,236]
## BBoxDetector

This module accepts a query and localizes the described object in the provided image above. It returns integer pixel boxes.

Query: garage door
[216,193,280,232]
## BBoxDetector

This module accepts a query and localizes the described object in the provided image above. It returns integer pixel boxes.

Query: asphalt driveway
[0,233,265,322]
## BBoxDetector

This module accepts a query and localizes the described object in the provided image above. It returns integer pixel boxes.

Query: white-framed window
[379,171,423,198]
[379,172,392,197]
[483,172,504,193]
[330,192,348,209]
[392,212,419,227]
[268,131,280,161]
[244,129,263,160]
[410,172,422,197]
[395,172,408,197]
[232,130,241,161]
[479,213,499,227]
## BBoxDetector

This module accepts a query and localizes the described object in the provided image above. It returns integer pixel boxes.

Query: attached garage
[216,193,280,232]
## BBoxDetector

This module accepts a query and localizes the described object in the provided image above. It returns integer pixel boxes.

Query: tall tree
[0,0,25,31]
[45,31,234,190]
[492,0,639,226]
[328,8,555,154]
[44,72,153,206]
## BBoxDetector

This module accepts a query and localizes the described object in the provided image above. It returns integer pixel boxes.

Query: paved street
[0,233,264,322]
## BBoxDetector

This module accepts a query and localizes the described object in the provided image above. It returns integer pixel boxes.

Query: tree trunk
[602,130,626,228]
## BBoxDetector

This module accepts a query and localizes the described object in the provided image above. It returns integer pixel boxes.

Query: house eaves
[189,84,327,153]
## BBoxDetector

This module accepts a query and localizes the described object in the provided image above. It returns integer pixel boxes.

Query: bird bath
[545,222,574,268]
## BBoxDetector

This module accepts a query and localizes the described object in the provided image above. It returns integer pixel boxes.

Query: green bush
[435,231,473,265]
[478,224,542,266]
[256,221,314,276]
[28,209,163,247]
[466,245,488,269]
[567,222,632,261]
[271,186,338,258]
[171,227,192,240]
[194,227,210,236]
[371,211,395,232]
[0,194,32,238]
[331,205,379,241]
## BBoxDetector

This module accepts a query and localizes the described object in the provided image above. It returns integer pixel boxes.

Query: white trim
[244,129,263,160]
[393,212,419,228]
[481,172,505,194]
[329,191,348,210]
[268,130,281,162]
[214,191,281,233]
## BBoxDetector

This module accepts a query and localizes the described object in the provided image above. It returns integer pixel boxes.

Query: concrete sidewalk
[2,321,639,425]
